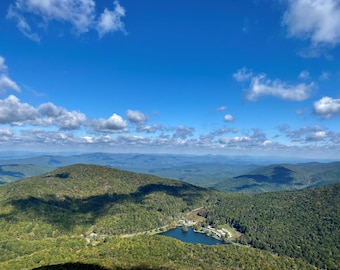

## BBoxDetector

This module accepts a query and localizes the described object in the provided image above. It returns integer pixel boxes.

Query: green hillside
[213,162,340,193]
[0,164,54,184]
[0,164,213,237]
[0,235,315,270]
[0,164,336,269]
[204,183,340,269]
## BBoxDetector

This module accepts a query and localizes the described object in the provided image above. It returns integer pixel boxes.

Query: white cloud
[37,102,87,130]
[219,136,251,145]
[319,72,329,80]
[282,0,340,54]
[279,125,331,144]
[263,140,272,146]
[172,126,194,140]
[298,70,310,80]
[0,95,87,130]
[97,1,126,38]
[216,106,227,112]
[233,68,314,101]
[0,129,14,142]
[126,109,149,125]
[314,96,340,119]
[139,124,164,133]
[0,95,37,125]
[248,73,313,101]
[7,0,126,40]
[223,114,234,122]
[93,113,128,133]
[295,108,308,115]
[0,56,20,95]
[232,67,253,82]
[307,131,327,141]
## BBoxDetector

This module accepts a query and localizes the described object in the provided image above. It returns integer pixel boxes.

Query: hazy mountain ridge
[213,162,340,193]
[0,164,54,184]
[1,152,335,190]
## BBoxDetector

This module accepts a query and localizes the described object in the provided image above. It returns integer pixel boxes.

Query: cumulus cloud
[7,0,126,41]
[298,70,310,80]
[93,113,128,133]
[199,127,238,144]
[233,68,314,101]
[0,56,20,95]
[247,74,313,101]
[307,131,327,141]
[138,124,164,133]
[282,0,340,55]
[218,129,269,148]
[319,72,329,80]
[0,95,37,125]
[37,102,87,130]
[172,126,194,140]
[219,136,251,145]
[223,114,234,122]
[313,96,340,119]
[0,129,14,142]
[232,67,253,82]
[126,110,149,125]
[279,125,330,143]
[97,1,126,38]
[0,95,86,130]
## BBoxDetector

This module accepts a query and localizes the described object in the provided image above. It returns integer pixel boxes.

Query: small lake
[160,226,223,245]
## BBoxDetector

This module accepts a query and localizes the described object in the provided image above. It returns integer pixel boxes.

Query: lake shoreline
[160,226,224,245]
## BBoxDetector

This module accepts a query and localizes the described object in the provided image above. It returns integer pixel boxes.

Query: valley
[0,157,339,269]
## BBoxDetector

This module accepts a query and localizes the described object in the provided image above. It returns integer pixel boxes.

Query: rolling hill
[213,162,340,193]
[0,164,54,184]
[0,164,214,237]
[0,164,322,269]
[204,183,340,269]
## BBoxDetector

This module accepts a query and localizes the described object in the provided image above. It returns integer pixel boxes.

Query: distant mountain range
[213,162,340,193]
[0,152,264,184]
[0,152,339,193]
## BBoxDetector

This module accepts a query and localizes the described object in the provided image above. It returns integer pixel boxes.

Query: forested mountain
[0,164,214,237]
[0,164,338,269]
[0,164,317,269]
[213,162,340,193]
[204,183,340,269]
[0,164,53,184]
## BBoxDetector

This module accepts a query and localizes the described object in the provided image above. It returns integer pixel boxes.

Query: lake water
[160,226,223,245]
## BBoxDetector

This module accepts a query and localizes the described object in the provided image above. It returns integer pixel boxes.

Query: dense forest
[0,164,338,269]
[0,235,316,269]
[203,184,340,269]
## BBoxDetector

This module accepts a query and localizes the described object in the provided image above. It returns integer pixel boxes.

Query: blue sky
[0,0,340,159]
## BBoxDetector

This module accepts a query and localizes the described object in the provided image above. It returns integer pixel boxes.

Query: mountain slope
[0,164,318,269]
[213,162,340,193]
[204,183,340,269]
[0,164,213,238]
[0,164,54,184]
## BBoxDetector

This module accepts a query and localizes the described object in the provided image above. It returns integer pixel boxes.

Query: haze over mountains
[1,152,339,193]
